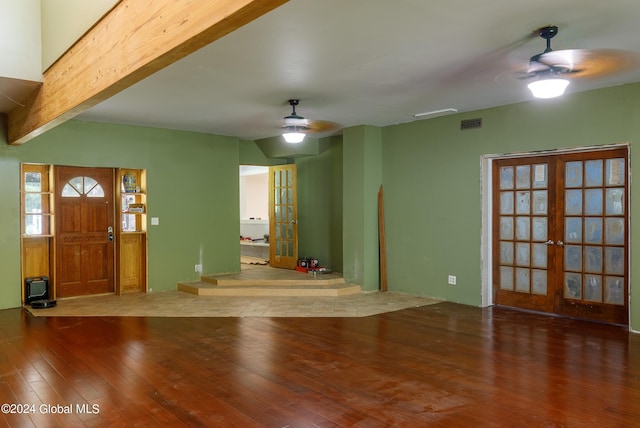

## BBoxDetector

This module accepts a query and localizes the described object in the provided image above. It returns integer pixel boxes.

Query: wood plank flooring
[1,302,639,427]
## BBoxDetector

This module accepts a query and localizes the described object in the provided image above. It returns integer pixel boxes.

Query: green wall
[381,82,640,327]
[342,125,382,290]
[296,136,343,271]
[0,119,240,309]
[2,82,639,330]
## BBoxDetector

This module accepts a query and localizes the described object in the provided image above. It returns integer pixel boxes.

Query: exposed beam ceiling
[7,0,287,145]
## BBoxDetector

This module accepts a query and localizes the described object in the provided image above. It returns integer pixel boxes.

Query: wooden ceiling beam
[7,0,288,145]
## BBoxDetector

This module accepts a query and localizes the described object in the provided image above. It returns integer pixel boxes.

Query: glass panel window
[584,275,603,302]
[584,246,603,273]
[515,165,530,189]
[515,268,530,292]
[24,172,42,192]
[532,190,547,214]
[605,188,624,215]
[605,247,624,275]
[25,193,42,214]
[500,167,514,190]
[500,242,514,264]
[606,158,625,186]
[62,183,81,197]
[584,189,603,215]
[532,217,547,242]
[565,245,582,271]
[532,270,547,295]
[605,218,624,245]
[532,164,548,188]
[605,276,624,305]
[565,218,582,243]
[565,190,582,215]
[500,192,514,214]
[565,161,583,188]
[584,160,603,187]
[516,191,530,214]
[500,267,514,290]
[584,218,603,244]
[515,217,530,241]
[500,217,514,240]
[532,243,547,268]
[564,273,582,299]
[61,176,104,198]
[516,243,530,266]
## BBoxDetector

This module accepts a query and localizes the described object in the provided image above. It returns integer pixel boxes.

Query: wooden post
[378,185,388,292]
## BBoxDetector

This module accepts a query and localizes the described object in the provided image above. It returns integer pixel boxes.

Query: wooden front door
[269,165,298,269]
[55,166,115,297]
[493,148,628,325]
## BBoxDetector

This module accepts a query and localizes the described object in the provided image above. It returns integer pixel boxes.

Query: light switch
[151,217,159,226]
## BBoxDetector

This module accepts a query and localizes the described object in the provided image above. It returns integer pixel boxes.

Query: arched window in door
[61,176,105,198]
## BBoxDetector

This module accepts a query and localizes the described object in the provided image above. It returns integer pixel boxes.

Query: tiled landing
[178,264,361,297]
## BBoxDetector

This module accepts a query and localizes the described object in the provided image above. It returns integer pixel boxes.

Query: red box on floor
[295,266,309,273]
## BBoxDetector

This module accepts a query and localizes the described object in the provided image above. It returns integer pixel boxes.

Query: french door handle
[290,220,297,224]
[545,239,555,245]
[557,240,564,247]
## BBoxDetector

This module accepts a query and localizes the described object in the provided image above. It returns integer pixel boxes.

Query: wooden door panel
[59,204,81,232]
[55,166,115,298]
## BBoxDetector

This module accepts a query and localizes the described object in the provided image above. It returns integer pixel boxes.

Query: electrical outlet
[448,275,457,285]
[195,264,202,273]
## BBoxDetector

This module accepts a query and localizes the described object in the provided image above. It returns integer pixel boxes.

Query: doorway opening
[239,165,270,265]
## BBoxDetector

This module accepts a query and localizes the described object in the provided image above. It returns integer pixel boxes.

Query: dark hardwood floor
[1,302,639,427]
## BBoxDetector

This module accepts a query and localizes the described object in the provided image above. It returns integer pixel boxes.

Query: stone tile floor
[26,290,441,318]
[25,264,441,318]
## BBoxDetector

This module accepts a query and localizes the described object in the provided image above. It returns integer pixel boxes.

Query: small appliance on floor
[25,276,57,309]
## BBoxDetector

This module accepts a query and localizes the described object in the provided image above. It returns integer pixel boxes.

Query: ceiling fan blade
[537,49,639,79]
[306,119,341,134]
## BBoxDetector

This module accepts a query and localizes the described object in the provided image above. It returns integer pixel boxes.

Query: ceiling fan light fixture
[282,129,306,143]
[527,78,570,99]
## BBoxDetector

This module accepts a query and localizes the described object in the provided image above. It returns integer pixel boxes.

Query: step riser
[178,283,361,297]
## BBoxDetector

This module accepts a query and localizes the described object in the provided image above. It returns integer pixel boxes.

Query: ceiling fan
[281,99,340,143]
[518,25,639,98]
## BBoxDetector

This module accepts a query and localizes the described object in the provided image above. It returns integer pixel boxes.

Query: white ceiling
[66,0,640,140]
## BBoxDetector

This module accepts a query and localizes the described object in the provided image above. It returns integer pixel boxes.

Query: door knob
[557,240,565,247]
[545,239,554,245]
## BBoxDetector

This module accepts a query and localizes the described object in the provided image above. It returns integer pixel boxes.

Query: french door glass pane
[606,188,624,215]
[565,162,583,187]
[584,274,603,302]
[565,190,582,214]
[516,166,530,189]
[501,192,514,214]
[516,217,530,240]
[565,273,582,299]
[516,192,530,214]
[500,166,514,189]
[606,158,625,185]
[565,218,582,243]
[584,218,603,244]
[584,160,603,187]
[500,217,514,239]
[532,217,547,241]
[584,189,603,215]
[605,218,624,245]
[605,276,624,305]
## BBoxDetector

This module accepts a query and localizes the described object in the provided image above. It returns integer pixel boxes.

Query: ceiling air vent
[460,118,482,130]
